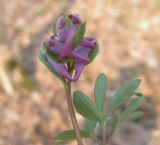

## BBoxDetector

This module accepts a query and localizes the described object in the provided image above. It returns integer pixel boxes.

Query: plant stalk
[102,121,107,145]
[64,82,84,145]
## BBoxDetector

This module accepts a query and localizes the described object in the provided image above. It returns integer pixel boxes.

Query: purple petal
[47,57,72,82]
[80,37,97,49]
[68,51,89,62]
[56,15,69,42]
[73,62,85,82]
[69,45,91,62]
[58,24,80,59]
[68,14,81,24]
[46,35,64,56]
[46,35,56,47]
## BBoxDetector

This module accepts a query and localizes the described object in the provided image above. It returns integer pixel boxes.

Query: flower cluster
[39,14,98,82]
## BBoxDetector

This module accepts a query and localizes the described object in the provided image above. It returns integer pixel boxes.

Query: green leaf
[73,91,102,122]
[55,129,90,140]
[134,92,143,97]
[87,44,99,64]
[65,16,71,28]
[85,119,97,135]
[52,22,56,35]
[73,22,86,47]
[38,52,56,74]
[52,15,60,35]
[56,139,71,145]
[38,52,65,84]
[123,111,143,121]
[54,129,91,145]
[120,97,145,121]
[109,79,141,113]
[94,73,107,116]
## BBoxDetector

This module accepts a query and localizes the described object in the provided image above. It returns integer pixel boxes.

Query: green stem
[102,121,107,145]
[64,82,84,145]
[106,122,118,145]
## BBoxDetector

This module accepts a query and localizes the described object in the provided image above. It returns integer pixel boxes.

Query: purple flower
[40,14,98,82]
[55,14,81,59]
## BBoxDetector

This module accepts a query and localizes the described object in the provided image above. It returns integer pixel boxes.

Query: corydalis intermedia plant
[38,14,145,145]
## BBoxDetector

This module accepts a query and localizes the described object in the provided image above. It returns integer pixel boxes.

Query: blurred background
[0,0,160,145]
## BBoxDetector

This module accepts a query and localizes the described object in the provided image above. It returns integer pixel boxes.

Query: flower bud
[39,14,99,82]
